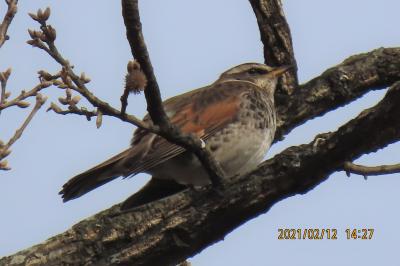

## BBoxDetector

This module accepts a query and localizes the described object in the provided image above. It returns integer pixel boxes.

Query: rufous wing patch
[171,96,240,137]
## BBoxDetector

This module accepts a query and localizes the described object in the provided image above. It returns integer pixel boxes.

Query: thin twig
[27,11,158,134]
[0,94,47,170]
[0,68,12,114]
[0,78,5,105]
[0,81,52,110]
[120,87,130,116]
[344,161,400,178]
[0,72,8,110]
[0,0,18,48]
[47,102,97,121]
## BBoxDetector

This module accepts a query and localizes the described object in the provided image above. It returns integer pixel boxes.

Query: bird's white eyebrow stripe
[217,79,260,87]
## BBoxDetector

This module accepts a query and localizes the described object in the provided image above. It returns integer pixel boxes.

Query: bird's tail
[60,149,131,202]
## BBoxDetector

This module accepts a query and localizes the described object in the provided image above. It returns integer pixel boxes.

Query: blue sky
[1,1,399,265]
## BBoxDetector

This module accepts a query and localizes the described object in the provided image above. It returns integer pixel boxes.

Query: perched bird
[60,63,290,210]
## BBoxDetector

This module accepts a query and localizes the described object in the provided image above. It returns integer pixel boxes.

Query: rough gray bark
[276,47,400,139]
[1,48,400,265]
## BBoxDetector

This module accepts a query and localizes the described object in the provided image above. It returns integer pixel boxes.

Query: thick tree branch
[276,47,400,140]
[3,72,400,266]
[121,0,225,185]
[249,0,298,94]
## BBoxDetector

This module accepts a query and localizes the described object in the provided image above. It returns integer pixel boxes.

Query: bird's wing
[120,81,253,176]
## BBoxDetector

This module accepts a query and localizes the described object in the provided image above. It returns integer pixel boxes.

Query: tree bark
[249,0,298,94]
[1,48,400,266]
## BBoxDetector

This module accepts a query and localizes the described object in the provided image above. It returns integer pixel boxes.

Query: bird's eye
[248,68,268,75]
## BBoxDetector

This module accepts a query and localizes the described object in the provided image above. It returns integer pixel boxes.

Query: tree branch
[276,47,400,141]
[121,0,167,127]
[27,10,157,135]
[0,66,52,170]
[0,80,52,111]
[0,0,17,48]
[249,0,298,94]
[344,161,400,177]
[121,0,225,185]
[0,68,12,111]
[0,94,47,170]
[3,67,400,266]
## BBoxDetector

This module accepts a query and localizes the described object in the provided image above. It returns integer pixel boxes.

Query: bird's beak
[269,65,293,77]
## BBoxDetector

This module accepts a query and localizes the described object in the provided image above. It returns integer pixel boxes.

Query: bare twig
[0,94,47,170]
[0,68,52,170]
[121,0,225,186]
[0,80,52,111]
[344,161,400,177]
[0,68,12,113]
[0,5,52,171]
[47,102,97,121]
[0,0,18,48]
[0,75,6,106]
[26,8,157,134]
[120,88,130,116]
[46,87,97,121]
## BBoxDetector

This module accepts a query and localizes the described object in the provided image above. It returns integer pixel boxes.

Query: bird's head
[217,63,291,93]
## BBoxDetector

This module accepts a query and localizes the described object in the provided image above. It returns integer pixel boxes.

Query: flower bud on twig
[16,101,30,108]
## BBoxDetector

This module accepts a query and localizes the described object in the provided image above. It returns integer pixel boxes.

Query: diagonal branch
[0,94,47,170]
[0,66,52,170]
[0,81,52,111]
[276,47,400,140]
[3,71,400,266]
[0,0,17,48]
[121,0,167,127]
[27,12,157,134]
[121,0,225,185]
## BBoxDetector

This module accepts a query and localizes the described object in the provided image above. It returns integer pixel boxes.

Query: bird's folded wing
[120,82,254,176]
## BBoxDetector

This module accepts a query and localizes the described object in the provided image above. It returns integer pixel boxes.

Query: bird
[60,63,290,210]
